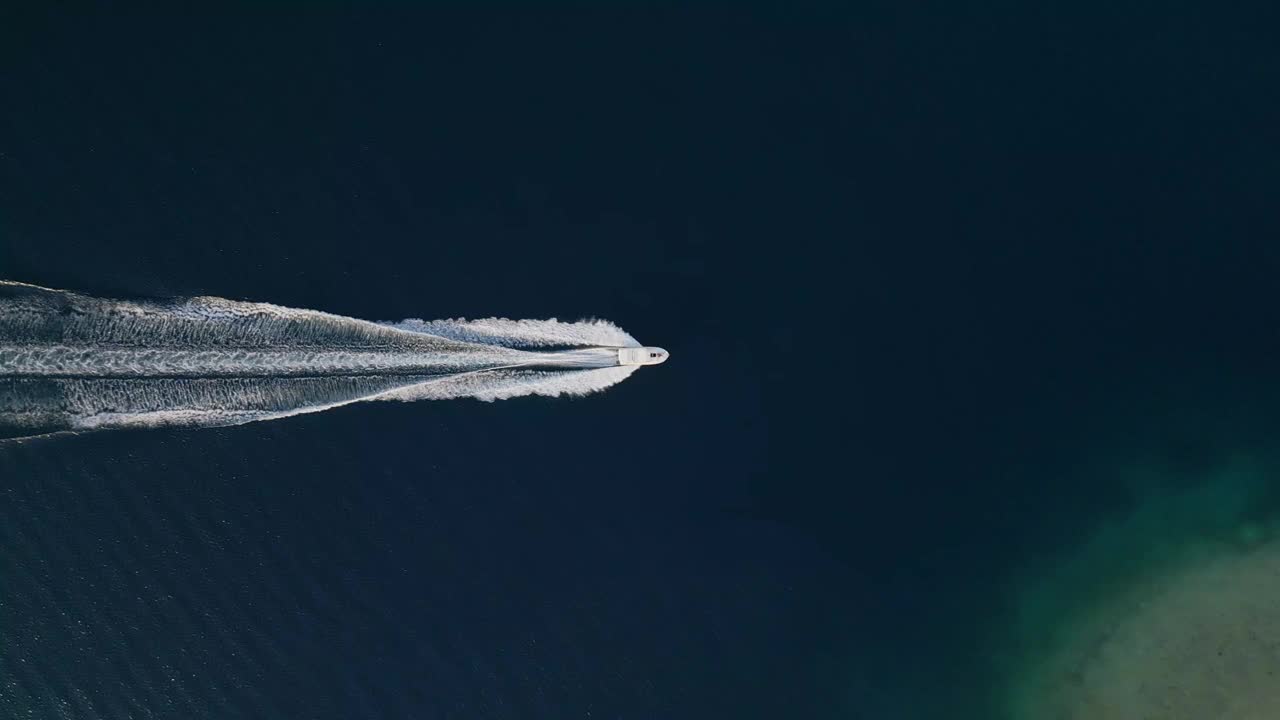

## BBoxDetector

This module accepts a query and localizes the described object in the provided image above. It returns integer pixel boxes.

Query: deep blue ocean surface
[2,5,1279,718]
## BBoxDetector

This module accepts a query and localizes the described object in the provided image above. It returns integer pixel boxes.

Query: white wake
[0,282,653,437]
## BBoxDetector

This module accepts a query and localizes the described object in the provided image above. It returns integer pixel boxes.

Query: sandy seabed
[1010,536,1280,719]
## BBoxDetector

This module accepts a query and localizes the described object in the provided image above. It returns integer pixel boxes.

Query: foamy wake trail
[390,317,640,349]
[0,282,644,438]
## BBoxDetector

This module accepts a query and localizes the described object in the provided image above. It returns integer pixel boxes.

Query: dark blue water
[2,5,1278,718]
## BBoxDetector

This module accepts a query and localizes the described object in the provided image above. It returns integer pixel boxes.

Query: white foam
[0,282,653,436]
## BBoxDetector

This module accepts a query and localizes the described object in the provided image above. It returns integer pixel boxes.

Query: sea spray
[0,282,653,437]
